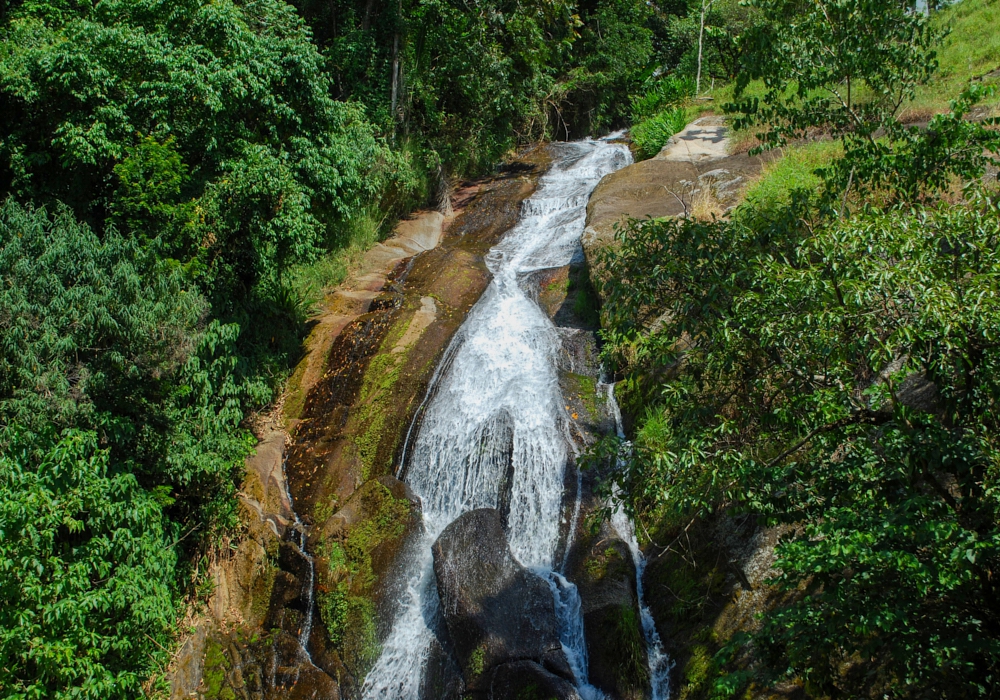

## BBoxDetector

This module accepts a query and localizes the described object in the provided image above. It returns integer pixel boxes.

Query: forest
[0,0,998,696]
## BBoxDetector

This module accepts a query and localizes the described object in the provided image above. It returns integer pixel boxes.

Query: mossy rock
[313,475,418,682]
[568,523,649,699]
[201,635,236,700]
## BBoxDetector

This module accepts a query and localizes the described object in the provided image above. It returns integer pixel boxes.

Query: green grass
[910,0,1000,115]
[632,106,689,160]
[286,211,382,309]
[742,140,843,210]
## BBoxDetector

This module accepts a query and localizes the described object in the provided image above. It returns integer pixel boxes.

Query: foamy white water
[361,138,631,699]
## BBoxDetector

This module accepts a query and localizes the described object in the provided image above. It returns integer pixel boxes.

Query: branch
[765,411,886,469]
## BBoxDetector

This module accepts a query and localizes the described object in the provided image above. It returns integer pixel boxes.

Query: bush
[0,0,402,305]
[630,75,695,122]
[0,200,260,698]
[0,431,176,700]
[631,106,689,160]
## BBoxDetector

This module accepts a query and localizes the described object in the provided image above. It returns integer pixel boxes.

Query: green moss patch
[316,480,410,678]
[611,603,650,692]
[565,372,604,423]
[201,636,235,700]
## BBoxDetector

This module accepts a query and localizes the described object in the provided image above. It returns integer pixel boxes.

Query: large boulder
[432,508,573,690]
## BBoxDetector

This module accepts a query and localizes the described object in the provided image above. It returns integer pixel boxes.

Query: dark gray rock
[487,660,582,700]
[420,635,465,700]
[566,521,650,700]
[432,508,573,689]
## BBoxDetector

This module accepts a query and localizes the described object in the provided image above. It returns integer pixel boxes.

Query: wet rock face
[487,660,583,700]
[567,524,649,700]
[195,629,340,700]
[431,508,573,691]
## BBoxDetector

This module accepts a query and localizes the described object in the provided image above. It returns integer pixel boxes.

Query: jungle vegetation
[0,0,997,696]
[597,0,1000,697]
[0,0,729,696]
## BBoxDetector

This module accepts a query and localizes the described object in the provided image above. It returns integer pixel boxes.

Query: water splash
[536,568,607,700]
[601,376,674,699]
[362,140,631,699]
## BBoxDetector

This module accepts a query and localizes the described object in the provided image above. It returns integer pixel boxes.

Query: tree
[598,182,1000,697]
[0,431,176,700]
[0,200,262,699]
[597,13,1000,688]
[0,0,400,303]
[728,0,941,148]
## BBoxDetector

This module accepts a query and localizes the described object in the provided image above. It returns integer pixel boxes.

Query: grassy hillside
[908,0,1000,116]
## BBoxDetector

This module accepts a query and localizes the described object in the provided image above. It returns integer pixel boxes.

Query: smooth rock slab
[432,508,573,690]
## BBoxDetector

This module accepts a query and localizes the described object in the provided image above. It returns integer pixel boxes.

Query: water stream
[602,377,674,699]
[280,457,319,674]
[361,138,631,699]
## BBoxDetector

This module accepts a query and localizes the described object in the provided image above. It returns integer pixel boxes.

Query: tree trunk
[696,0,707,95]
[391,32,400,119]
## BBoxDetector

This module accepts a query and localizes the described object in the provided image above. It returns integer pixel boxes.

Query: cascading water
[601,377,674,699]
[280,457,318,669]
[362,138,631,699]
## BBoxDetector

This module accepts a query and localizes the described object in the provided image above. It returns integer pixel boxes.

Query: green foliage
[602,187,1000,696]
[0,201,257,516]
[631,106,688,160]
[912,0,1000,113]
[612,604,649,690]
[0,431,175,700]
[0,0,402,303]
[295,0,676,171]
[555,0,657,135]
[628,72,694,161]
[630,75,695,122]
[823,85,1000,203]
[666,0,764,84]
[0,200,259,698]
[599,68,1000,694]
[729,0,942,148]
[287,210,382,305]
[741,140,842,211]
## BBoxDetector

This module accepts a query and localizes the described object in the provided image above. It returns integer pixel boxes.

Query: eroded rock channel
[175,137,673,700]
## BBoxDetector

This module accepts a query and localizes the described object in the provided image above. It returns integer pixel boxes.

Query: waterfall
[601,377,674,699]
[274,457,319,681]
[361,138,631,699]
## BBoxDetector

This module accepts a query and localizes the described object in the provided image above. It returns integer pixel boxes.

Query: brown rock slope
[168,147,552,700]
[582,116,775,301]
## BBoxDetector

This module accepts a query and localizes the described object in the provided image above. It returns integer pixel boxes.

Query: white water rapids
[361,138,635,699]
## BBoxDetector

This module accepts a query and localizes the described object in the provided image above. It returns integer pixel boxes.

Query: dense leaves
[0,431,175,700]
[600,180,1000,698]
[600,21,1000,687]
[0,201,257,698]
[294,0,682,171]
[598,1,1000,693]
[0,0,401,301]
[729,0,942,148]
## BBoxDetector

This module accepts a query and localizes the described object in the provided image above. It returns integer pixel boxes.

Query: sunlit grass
[286,211,382,310]
[909,0,1000,116]
[741,140,843,209]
